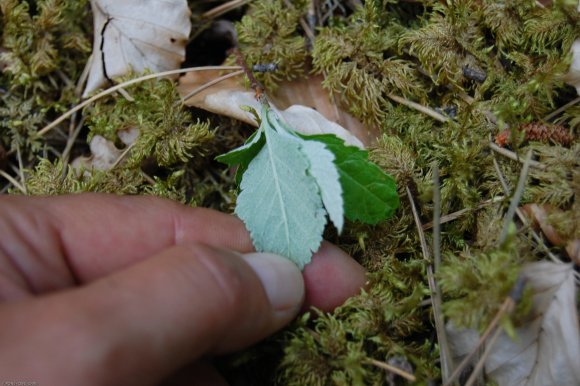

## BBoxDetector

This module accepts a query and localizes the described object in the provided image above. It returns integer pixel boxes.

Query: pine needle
[37,66,242,137]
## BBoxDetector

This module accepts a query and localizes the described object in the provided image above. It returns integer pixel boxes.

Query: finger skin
[0,193,366,312]
[302,242,367,312]
[0,193,253,290]
[0,243,301,386]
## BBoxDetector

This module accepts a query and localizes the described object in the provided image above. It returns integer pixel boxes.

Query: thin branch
[179,69,244,104]
[489,142,546,170]
[15,145,27,194]
[366,358,417,382]
[543,95,580,121]
[0,170,26,194]
[499,150,533,245]
[282,0,315,44]
[422,196,505,230]
[492,156,511,194]
[61,116,86,165]
[444,276,525,386]
[117,87,135,102]
[406,186,453,384]
[464,327,503,386]
[491,142,580,282]
[202,0,249,19]
[110,142,136,170]
[432,163,442,272]
[388,93,449,123]
[37,66,242,137]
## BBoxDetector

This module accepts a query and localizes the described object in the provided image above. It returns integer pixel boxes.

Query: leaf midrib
[265,128,291,255]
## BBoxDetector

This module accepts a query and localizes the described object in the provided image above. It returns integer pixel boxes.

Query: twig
[388,94,449,123]
[202,0,249,19]
[444,276,525,386]
[110,142,136,170]
[117,87,134,102]
[141,171,156,185]
[36,66,242,137]
[61,116,86,165]
[179,69,244,104]
[406,186,431,261]
[422,196,505,230]
[489,142,546,170]
[15,145,27,194]
[543,95,580,122]
[406,185,453,384]
[231,47,265,98]
[464,327,503,386]
[499,150,533,245]
[0,170,26,194]
[75,53,92,97]
[432,164,442,273]
[492,156,511,194]
[491,142,580,282]
[366,358,417,382]
[282,0,316,45]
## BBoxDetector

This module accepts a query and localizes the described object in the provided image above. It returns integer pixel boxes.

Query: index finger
[1,193,253,283]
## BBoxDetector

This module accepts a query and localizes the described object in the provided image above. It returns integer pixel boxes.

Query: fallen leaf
[564,2,580,94]
[521,204,566,246]
[448,261,580,386]
[83,0,191,97]
[72,127,138,173]
[521,203,580,261]
[177,70,371,148]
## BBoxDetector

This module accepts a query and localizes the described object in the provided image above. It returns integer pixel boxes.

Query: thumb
[0,243,304,385]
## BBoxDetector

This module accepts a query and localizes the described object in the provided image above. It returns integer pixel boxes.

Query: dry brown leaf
[177,70,375,147]
[83,0,191,97]
[448,261,580,386]
[521,204,580,261]
[521,204,566,246]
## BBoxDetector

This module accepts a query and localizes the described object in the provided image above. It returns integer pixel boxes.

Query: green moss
[234,0,309,91]
[0,0,91,157]
[279,259,439,385]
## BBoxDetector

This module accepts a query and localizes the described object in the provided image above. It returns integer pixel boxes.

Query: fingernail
[241,253,304,316]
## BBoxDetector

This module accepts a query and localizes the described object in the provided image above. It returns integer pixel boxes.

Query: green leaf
[235,117,327,268]
[338,158,399,223]
[216,120,266,185]
[302,134,399,224]
[216,128,265,167]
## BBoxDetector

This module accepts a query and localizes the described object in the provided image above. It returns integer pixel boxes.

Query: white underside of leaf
[278,128,344,233]
[448,262,580,386]
[235,126,326,268]
[83,0,191,96]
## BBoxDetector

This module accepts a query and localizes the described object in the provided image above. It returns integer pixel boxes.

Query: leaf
[235,107,327,268]
[302,134,400,224]
[564,3,580,94]
[448,262,580,386]
[83,0,191,96]
[297,139,344,233]
[177,70,367,148]
[216,128,265,184]
[267,112,344,233]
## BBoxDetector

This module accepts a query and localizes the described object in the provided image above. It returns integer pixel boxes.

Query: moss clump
[1,0,91,157]
[279,259,439,385]
[235,0,309,91]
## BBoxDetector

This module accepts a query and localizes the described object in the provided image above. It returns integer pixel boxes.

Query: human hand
[0,194,366,385]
